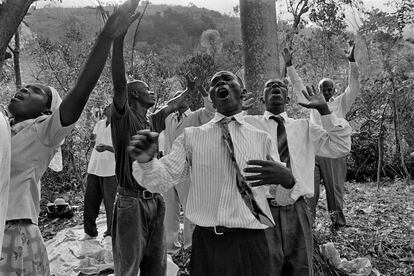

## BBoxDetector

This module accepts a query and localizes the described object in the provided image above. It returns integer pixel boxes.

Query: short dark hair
[127,80,147,98]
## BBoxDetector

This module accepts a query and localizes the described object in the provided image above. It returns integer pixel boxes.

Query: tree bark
[239,0,280,115]
[13,26,22,89]
[0,0,35,76]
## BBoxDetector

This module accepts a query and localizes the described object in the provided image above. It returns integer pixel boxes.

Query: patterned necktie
[218,117,274,227]
[271,115,290,168]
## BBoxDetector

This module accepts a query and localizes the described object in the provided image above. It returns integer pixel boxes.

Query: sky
[36,0,394,15]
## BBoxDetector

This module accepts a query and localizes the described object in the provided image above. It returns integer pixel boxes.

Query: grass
[40,180,413,276]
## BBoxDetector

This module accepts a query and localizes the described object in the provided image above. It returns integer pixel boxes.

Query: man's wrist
[317,104,331,115]
[282,176,295,189]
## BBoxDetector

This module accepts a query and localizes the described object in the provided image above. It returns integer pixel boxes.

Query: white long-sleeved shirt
[244,111,352,202]
[133,112,280,229]
[287,62,360,124]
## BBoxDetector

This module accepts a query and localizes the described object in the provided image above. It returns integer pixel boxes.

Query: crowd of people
[0,0,360,275]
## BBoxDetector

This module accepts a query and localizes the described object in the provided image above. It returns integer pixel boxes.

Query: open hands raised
[282,48,293,67]
[242,91,255,111]
[101,0,141,39]
[345,40,356,62]
[298,85,331,115]
[128,130,159,163]
[243,155,295,189]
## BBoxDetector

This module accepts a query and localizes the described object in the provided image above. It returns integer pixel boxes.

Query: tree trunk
[377,101,389,188]
[391,94,411,183]
[239,0,280,115]
[13,26,22,89]
[0,0,35,76]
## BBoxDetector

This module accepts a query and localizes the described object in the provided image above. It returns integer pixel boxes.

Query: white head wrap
[49,86,62,113]
[48,86,64,172]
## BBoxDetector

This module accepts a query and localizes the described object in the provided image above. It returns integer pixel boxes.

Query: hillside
[24,4,241,54]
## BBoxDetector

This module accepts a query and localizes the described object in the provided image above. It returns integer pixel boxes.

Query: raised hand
[128,130,159,163]
[282,48,293,67]
[243,156,295,189]
[298,85,331,115]
[185,74,197,92]
[101,0,141,39]
[166,89,191,110]
[345,40,356,62]
[95,143,113,153]
[242,91,255,111]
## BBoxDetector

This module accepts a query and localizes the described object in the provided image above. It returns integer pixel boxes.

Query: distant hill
[24,4,242,54]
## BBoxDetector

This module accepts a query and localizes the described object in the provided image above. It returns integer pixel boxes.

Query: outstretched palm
[298,85,329,114]
[102,0,141,39]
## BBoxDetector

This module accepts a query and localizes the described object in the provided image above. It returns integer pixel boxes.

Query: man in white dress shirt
[244,79,352,275]
[162,85,215,253]
[129,71,295,276]
[284,42,359,230]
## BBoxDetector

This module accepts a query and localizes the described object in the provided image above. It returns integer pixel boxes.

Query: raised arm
[335,42,360,116]
[299,86,352,157]
[282,48,309,105]
[149,75,198,132]
[112,34,128,112]
[59,0,141,126]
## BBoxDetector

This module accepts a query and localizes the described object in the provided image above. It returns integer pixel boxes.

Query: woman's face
[8,84,51,120]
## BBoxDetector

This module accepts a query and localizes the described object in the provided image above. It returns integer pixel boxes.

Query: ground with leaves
[39,180,413,276]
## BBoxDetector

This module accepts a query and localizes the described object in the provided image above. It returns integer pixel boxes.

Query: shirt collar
[263,111,288,121]
[183,109,191,117]
[173,108,191,119]
[211,111,245,125]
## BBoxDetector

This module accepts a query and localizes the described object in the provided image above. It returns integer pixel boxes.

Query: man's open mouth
[217,87,229,99]
[12,93,24,101]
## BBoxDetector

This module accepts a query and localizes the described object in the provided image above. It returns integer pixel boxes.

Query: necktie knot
[271,115,284,124]
[219,117,233,125]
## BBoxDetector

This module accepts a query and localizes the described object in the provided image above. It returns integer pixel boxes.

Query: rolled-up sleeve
[335,62,360,117]
[286,66,308,105]
[35,108,75,148]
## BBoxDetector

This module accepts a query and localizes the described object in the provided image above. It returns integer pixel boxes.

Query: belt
[6,219,32,224]
[197,225,257,235]
[117,186,157,200]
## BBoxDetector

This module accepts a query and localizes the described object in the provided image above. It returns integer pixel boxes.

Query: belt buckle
[214,226,224,235]
[270,199,280,207]
[142,190,154,200]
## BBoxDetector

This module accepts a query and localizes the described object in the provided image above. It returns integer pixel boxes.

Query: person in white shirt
[128,71,295,276]
[161,83,215,254]
[284,42,360,231]
[0,4,140,274]
[243,79,352,276]
[0,108,11,252]
[82,105,117,239]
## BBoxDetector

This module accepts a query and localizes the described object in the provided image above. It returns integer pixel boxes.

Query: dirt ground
[40,180,413,276]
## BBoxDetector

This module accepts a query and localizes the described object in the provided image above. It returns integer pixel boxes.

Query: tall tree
[239,0,280,114]
[0,0,36,75]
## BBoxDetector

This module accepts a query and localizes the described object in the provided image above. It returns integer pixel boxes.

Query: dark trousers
[310,156,347,226]
[83,174,118,237]
[112,192,166,276]
[267,198,313,276]
[190,226,272,276]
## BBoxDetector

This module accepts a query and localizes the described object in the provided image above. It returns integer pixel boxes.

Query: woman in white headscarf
[0,1,141,274]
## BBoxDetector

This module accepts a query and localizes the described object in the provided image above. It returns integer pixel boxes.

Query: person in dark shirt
[110,27,196,275]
